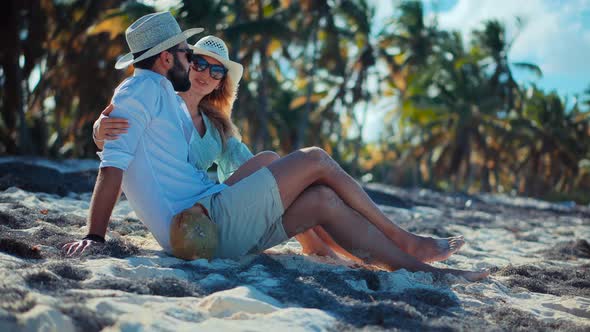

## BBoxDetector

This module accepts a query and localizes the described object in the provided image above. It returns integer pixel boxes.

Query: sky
[358,0,590,142]
[373,0,590,98]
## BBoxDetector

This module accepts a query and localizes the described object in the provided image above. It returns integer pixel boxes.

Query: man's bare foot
[408,235,465,263]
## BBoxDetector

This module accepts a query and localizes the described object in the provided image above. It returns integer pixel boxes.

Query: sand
[0,157,589,331]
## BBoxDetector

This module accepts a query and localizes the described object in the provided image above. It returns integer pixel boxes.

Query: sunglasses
[169,48,194,63]
[190,55,228,80]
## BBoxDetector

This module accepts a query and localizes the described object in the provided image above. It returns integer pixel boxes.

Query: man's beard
[167,55,191,92]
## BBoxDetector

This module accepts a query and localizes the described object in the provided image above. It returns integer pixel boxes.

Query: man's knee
[284,186,341,235]
[300,146,336,170]
[301,146,329,161]
[261,150,280,162]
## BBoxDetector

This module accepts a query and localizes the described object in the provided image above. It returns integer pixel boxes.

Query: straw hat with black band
[115,11,204,70]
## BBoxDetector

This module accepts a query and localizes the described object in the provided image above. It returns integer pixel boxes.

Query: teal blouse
[186,109,254,183]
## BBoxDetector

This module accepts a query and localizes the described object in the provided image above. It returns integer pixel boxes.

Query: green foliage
[371,3,589,200]
[0,0,588,202]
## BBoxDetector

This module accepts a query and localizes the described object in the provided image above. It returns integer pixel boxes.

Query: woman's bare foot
[444,268,490,282]
[301,243,341,260]
[407,235,465,263]
[297,230,342,260]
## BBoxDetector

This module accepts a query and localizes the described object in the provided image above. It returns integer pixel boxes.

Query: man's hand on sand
[62,239,101,257]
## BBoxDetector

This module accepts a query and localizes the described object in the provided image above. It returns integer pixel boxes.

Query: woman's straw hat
[190,35,244,86]
[115,11,203,69]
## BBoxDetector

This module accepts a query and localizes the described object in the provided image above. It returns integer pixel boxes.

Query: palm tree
[395,28,508,192]
[472,19,542,116]
[375,1,445,187]
[1,0,46,154]
[514,87,590,195]
[1,0,134,157]
[40,1,151,157]
[378,1,441,97]
[342,0,376,176]
[216,0,295,152]
[384,15,545,193]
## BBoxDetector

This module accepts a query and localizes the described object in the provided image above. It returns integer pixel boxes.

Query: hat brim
[115,28,204,69]
[189,45,244,85]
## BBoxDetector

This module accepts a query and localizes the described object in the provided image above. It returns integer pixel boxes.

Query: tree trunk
[295,23,319,149]
[526,152,542,196]
[493,165,501,192]
[351,100,369,177]
[481,165,490,192]
[229,0,242,125]
[254,0,270,151]
[229,0,242,61]
[11,1,32,154]
[0,0,21,154]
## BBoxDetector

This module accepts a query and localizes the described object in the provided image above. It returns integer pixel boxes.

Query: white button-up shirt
[99,69,227,252]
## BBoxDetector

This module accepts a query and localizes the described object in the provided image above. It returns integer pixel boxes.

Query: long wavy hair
[198,76,240,146]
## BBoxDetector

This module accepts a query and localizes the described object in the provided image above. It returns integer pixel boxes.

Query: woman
[93,36,487,280]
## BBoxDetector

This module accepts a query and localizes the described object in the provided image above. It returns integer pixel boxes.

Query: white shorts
[197,167,288,259]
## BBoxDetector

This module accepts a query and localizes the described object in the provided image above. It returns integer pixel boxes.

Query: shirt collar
[133,68,166,80]
[133,68,174,91]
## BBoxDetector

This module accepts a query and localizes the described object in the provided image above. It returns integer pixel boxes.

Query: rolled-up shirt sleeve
[98,78,158,171]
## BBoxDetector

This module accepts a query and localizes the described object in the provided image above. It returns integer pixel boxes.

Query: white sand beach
[0,158,589,331]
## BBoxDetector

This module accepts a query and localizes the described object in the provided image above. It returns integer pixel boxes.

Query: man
[63,12,224,255]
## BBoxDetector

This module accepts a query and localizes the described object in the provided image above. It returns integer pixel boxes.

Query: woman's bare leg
[311,226,364,263]
[224,151,351,259]
[280,185,488,281]
[294,230,341,259]
[267,147,464,263]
